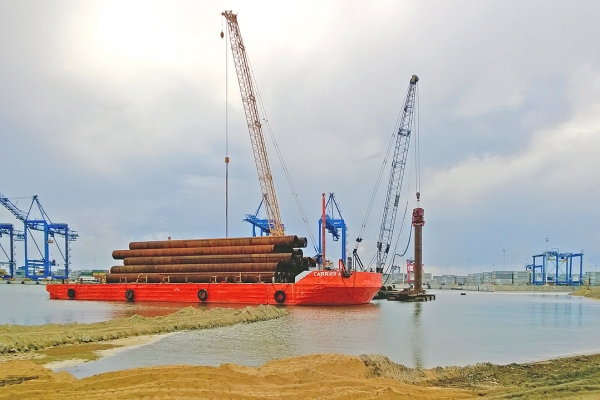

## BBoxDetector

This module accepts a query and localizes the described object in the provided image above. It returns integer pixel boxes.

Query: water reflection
[0,284,274,325]
[411,302,424,369]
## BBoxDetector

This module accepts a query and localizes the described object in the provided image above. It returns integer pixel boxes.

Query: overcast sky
[1,0,599,276]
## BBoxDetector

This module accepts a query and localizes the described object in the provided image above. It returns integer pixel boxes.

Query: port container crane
[0,224,24,278]
[0,192,78,279]
[222,10,284,236]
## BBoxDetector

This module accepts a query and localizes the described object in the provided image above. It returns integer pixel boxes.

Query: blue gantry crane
[0,193,78,280]
[318,193,347,265]
[0,224,24,278]
[244,199,285,237]
[526,250,584,286]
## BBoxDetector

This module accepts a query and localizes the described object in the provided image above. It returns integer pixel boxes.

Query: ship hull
[46,271,381,306]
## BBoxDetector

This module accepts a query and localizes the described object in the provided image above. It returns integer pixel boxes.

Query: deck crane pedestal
[222,10,284,237]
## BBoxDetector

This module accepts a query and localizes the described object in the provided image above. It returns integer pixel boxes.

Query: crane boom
[376,75,419,273]
[222,11,284,236]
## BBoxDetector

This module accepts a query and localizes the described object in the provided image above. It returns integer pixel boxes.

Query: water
[0,283,209,324]
[2,285,600,378]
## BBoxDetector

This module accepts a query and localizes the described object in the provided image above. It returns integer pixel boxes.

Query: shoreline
[42,328,600,373]
[42,332,177,370]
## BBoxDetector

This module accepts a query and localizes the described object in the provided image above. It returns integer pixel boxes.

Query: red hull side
[46,271,381,306]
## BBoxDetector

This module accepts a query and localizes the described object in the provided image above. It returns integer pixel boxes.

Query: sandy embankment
[42,333,176,370]
[0,354,475,400]
[0,304,286,358]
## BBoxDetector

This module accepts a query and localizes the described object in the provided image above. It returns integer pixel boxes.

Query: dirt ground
[362,353,600,399]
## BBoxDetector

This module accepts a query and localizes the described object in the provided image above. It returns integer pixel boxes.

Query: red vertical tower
[412,207,424,293]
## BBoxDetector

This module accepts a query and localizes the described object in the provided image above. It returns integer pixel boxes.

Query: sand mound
[0,355,474,399]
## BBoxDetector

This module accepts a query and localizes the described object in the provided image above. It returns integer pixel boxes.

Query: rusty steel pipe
[110,262,288,274]
[122,253,298,266]
[112,245,301,260]
[106,272,275,284]
[128,235,307,250]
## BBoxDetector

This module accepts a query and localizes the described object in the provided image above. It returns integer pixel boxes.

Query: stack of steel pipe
[107,235,313,284]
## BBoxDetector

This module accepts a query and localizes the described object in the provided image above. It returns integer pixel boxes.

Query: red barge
[46,270,381,305]
[46,235,382,305]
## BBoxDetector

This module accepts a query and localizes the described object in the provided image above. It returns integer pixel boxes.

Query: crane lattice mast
[222,11,284,236]
[375,75,419,273]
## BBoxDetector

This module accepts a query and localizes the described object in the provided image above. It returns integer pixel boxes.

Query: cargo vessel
[46,235,382,305]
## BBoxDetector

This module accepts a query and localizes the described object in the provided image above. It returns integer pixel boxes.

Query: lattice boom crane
[375,75,419,273]
[222,10,284,236]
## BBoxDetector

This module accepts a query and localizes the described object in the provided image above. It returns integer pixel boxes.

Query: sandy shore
[0,304,287,356]
[2,352,600,399]
[42,333,176,370]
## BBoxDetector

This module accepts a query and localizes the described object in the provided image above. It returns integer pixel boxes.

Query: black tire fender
[67,288,76,299]
[198,289,208,302]
[274,290,286,304]
[125,289,135,302]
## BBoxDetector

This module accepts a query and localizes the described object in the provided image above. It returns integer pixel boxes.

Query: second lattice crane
[222,10,284,236]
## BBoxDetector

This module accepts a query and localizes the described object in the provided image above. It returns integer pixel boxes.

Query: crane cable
[383,85,421,281]
[354,84,412,254]
[376,142,415,276]
[221,17,230,238]
[0,243,9,260]
[382,206,413,285]
[415,86,421,199]
[244,50,319,253]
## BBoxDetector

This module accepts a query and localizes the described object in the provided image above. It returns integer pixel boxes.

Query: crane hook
[220,30,224,39]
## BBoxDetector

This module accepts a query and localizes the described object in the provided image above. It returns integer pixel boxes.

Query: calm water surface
[2,284,599,378]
